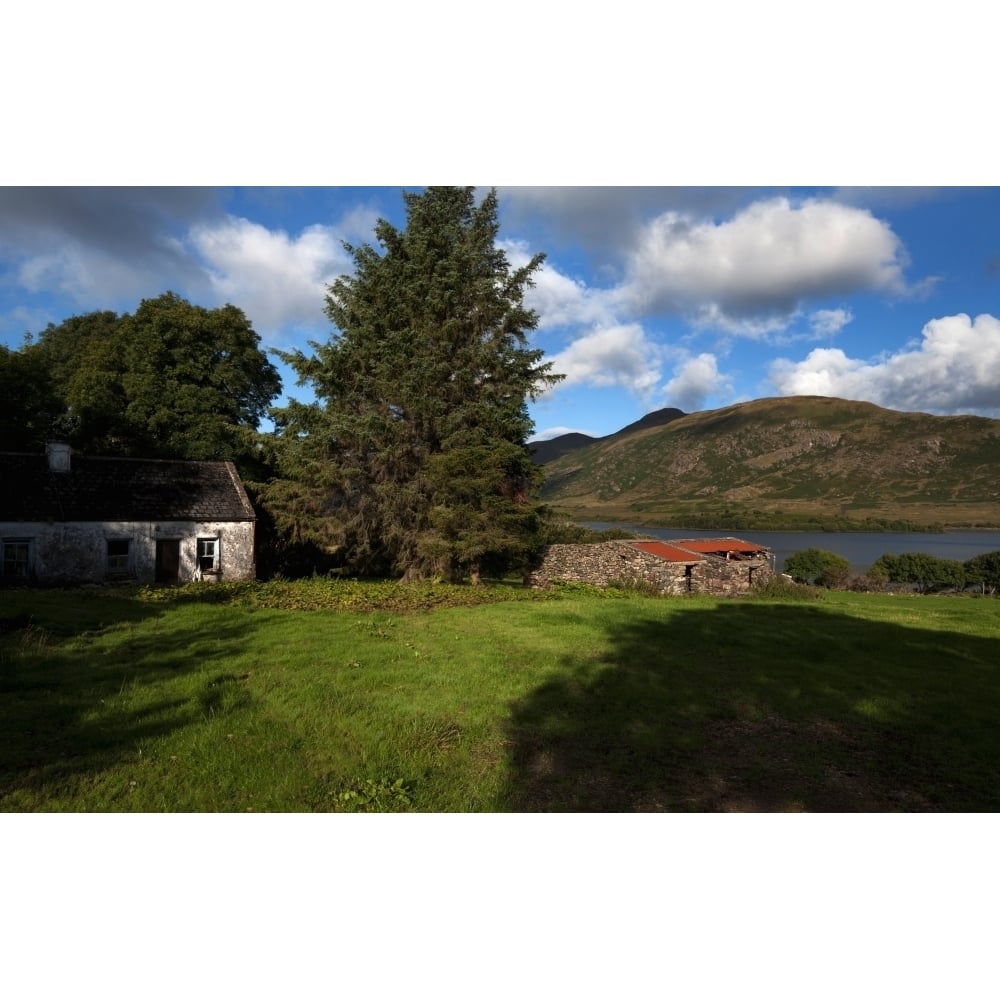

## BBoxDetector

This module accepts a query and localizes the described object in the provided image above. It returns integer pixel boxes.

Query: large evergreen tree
[270,187,562,581]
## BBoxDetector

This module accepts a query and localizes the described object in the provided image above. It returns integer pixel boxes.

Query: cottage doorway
[155,539,180,583]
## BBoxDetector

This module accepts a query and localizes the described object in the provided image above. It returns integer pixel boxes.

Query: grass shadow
[0,590,261,805]
[1,585,165,636]
[503,600,1000,812]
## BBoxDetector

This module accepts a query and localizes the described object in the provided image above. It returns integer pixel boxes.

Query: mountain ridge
[538,396,1000,530]
[530,406,685,465]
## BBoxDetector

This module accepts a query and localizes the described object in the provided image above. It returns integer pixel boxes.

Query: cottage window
[106,539,130,575]
[197,537,220,573]
[2,538,32,579]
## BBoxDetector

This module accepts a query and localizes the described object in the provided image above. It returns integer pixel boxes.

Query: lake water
[583,523,1000,575]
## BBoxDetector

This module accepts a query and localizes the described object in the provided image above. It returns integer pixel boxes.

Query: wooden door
[155,539,180,584]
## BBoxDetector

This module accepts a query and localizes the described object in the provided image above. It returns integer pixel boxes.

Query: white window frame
[2,537,33,580]
[106,538,131,576]
[197,537,220,574]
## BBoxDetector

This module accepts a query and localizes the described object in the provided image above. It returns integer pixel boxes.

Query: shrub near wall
[784,548,851,588]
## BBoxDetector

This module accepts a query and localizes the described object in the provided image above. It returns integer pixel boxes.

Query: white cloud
[810,308,853,338]
[770,347,862,397]
[545,323,662,397]
[0,191,375,342]
[337,204,383,246]
[623,197,910,333]
[769,313,1000,414]
[663,352,733,413]
[5,214,351,343]
[500,187,752,255]
[529,264,619,331]
[15,244,181,305]
[687,303,793,339]
[0,188,218,311]
[501,239,618,332]
[189,217,353,334]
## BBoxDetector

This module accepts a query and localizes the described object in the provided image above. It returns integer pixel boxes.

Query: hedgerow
[135,577,560,614]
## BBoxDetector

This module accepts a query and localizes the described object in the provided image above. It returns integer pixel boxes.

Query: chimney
[46,442,71,472]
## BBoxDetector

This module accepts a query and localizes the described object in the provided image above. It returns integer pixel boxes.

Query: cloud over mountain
[544,324,662,396]
[663,353,734,413]
[622,197,910,331]
[769,313,1000,415]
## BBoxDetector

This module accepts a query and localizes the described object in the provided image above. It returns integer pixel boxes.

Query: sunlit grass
[3,582,999,811]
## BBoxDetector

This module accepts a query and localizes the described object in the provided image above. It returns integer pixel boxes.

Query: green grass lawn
[3,580,999,811]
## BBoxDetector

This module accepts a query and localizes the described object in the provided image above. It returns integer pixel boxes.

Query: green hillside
[540,396,1000,530]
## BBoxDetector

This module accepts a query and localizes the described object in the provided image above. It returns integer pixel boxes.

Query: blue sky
[2,186,1000,441]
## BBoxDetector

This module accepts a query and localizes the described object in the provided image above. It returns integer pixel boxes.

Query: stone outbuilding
[528,536,773,596]
[0,444,257,586]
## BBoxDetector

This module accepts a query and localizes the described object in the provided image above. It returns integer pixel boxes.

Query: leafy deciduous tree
[7,294,281,465]
[0,339,61,450]
[31,310,127,450]
[783,548,851,587]
[963,551,1000,595]
[871,552,966,593]
[118,292,281,462]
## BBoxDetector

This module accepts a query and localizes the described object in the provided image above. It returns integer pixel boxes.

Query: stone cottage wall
[528,541,772,597]
[0,519,255,585]
[696,552,772,596]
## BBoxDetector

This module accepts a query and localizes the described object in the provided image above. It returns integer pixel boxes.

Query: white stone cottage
[528,537,774,596]
[0,444,257,585]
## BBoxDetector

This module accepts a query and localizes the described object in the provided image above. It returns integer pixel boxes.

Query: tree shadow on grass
[502,600,1000,812]
[0,593,261,805]
[1,585,163,637]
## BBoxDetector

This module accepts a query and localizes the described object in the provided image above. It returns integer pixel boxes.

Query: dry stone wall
[528,541,772,597]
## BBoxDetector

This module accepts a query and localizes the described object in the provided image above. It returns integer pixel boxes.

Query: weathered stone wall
[0,519,255,585]
[695,550,772,596]
[528,541,772,597]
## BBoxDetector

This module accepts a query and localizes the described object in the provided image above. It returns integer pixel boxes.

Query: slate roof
[0,452,256,522]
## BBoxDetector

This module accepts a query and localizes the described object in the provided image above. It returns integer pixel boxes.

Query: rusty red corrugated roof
[669,538,769,555]
[632,541,705,562]
[631,537,770,562]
